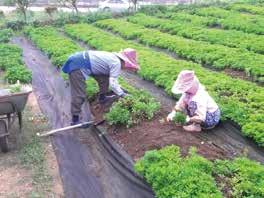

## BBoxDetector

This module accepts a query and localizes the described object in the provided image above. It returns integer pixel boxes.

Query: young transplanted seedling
[172,111,186,125]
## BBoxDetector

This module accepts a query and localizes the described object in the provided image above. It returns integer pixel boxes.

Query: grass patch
[17,107,52,196]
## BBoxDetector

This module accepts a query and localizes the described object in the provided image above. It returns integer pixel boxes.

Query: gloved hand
[167,110,176,122]
[186,116,191,123]
[99,94,118,104]
[121,88,129,94]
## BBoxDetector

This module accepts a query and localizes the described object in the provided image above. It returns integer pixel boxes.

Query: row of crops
[23,26,160,127]
[95,17,264,82]
[22,21,264,197]
[0,29,31,83]
[1,2,263,197]
[227,3,264,15]
[127,13,264,55]
[57,23,264,147]
[162,7,264,35]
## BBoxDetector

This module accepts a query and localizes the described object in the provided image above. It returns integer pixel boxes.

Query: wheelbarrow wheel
[0,120,9,153]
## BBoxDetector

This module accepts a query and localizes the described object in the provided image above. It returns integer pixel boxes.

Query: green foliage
[228,3,264,15]
[85,77,99,100]
[96,18,264,81]
[135,145,222,198]
[5,65,32,84]
[173,111,186,125]
[106,88,160,127]
[64,23,264,146]
[24,26,159,127]
[24,26,82,67]
[136,146,264,198]
[0,44,32,84]
[5,20,26,31]
[214,157,264,197]
[0,29,13,43]
[9,83,22,93]
[128,13,264,55]
[191,7,264,34]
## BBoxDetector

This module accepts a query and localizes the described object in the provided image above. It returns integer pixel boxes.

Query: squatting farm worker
[167,70,221,132]
[62,48,140,125]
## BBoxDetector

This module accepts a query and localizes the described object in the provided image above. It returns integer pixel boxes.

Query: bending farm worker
[62,48,140,125]
[167,70,221,132]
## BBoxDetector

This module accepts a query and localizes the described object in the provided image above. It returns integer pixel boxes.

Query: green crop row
[64,23,264,146]
[0,29,13,43]
[149,8,264,35]
[95,18,264,82]
[228,3,264,15]
[135,145,264,198]
[191,7,264,35]
[127,13,264,55]
[24,26,82,67]
[106,78,160,127]
[0,44,31,83]
[24,26,159,127]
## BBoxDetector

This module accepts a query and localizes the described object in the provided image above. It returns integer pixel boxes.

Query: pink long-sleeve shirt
[175,85,219,122]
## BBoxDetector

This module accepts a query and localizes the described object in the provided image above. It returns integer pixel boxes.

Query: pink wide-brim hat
[114,48,140,70]
[172,70,199,94]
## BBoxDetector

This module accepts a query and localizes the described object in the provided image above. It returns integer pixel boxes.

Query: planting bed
[13,36,155,198]
[63,23,264,147]
[18,31,264,198]
[127,13,264,55]
[3,2,264,197]
[96,18,264,82]
[0,29,31,83]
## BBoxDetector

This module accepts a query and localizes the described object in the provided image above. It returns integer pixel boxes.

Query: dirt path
[12,36,154,198]
[0,92,63,197]
[27,92,64,197]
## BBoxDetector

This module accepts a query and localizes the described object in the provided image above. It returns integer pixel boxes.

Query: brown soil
[91,101,230,162]
[224,68,251,82]
[0,153,33,197]
[0,92,64,197]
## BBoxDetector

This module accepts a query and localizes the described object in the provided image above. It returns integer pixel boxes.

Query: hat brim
[171,77,199,94]
[114,52,139,70]
[172,85,189,94]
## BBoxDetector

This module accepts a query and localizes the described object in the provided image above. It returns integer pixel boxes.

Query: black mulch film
[12,36,264,198]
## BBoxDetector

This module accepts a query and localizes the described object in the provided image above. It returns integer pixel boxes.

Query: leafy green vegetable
[173,111,186,125]
[0,29,13,43]
[214,157,264,197]
[135,145,222,198]
[135,145,264,198]
[106,85,160,127]
[96,18,264,81]
[0,44,32,84]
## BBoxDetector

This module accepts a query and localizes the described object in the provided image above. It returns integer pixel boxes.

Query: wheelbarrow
[0,88,32,152]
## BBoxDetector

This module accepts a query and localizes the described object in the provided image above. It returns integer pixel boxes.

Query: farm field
[0,1,264,198]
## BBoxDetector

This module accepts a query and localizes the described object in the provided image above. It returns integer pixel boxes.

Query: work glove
[121,88,129,94]
[99,94,118,105]
[120,92,131,98]
[167,110,176,122]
